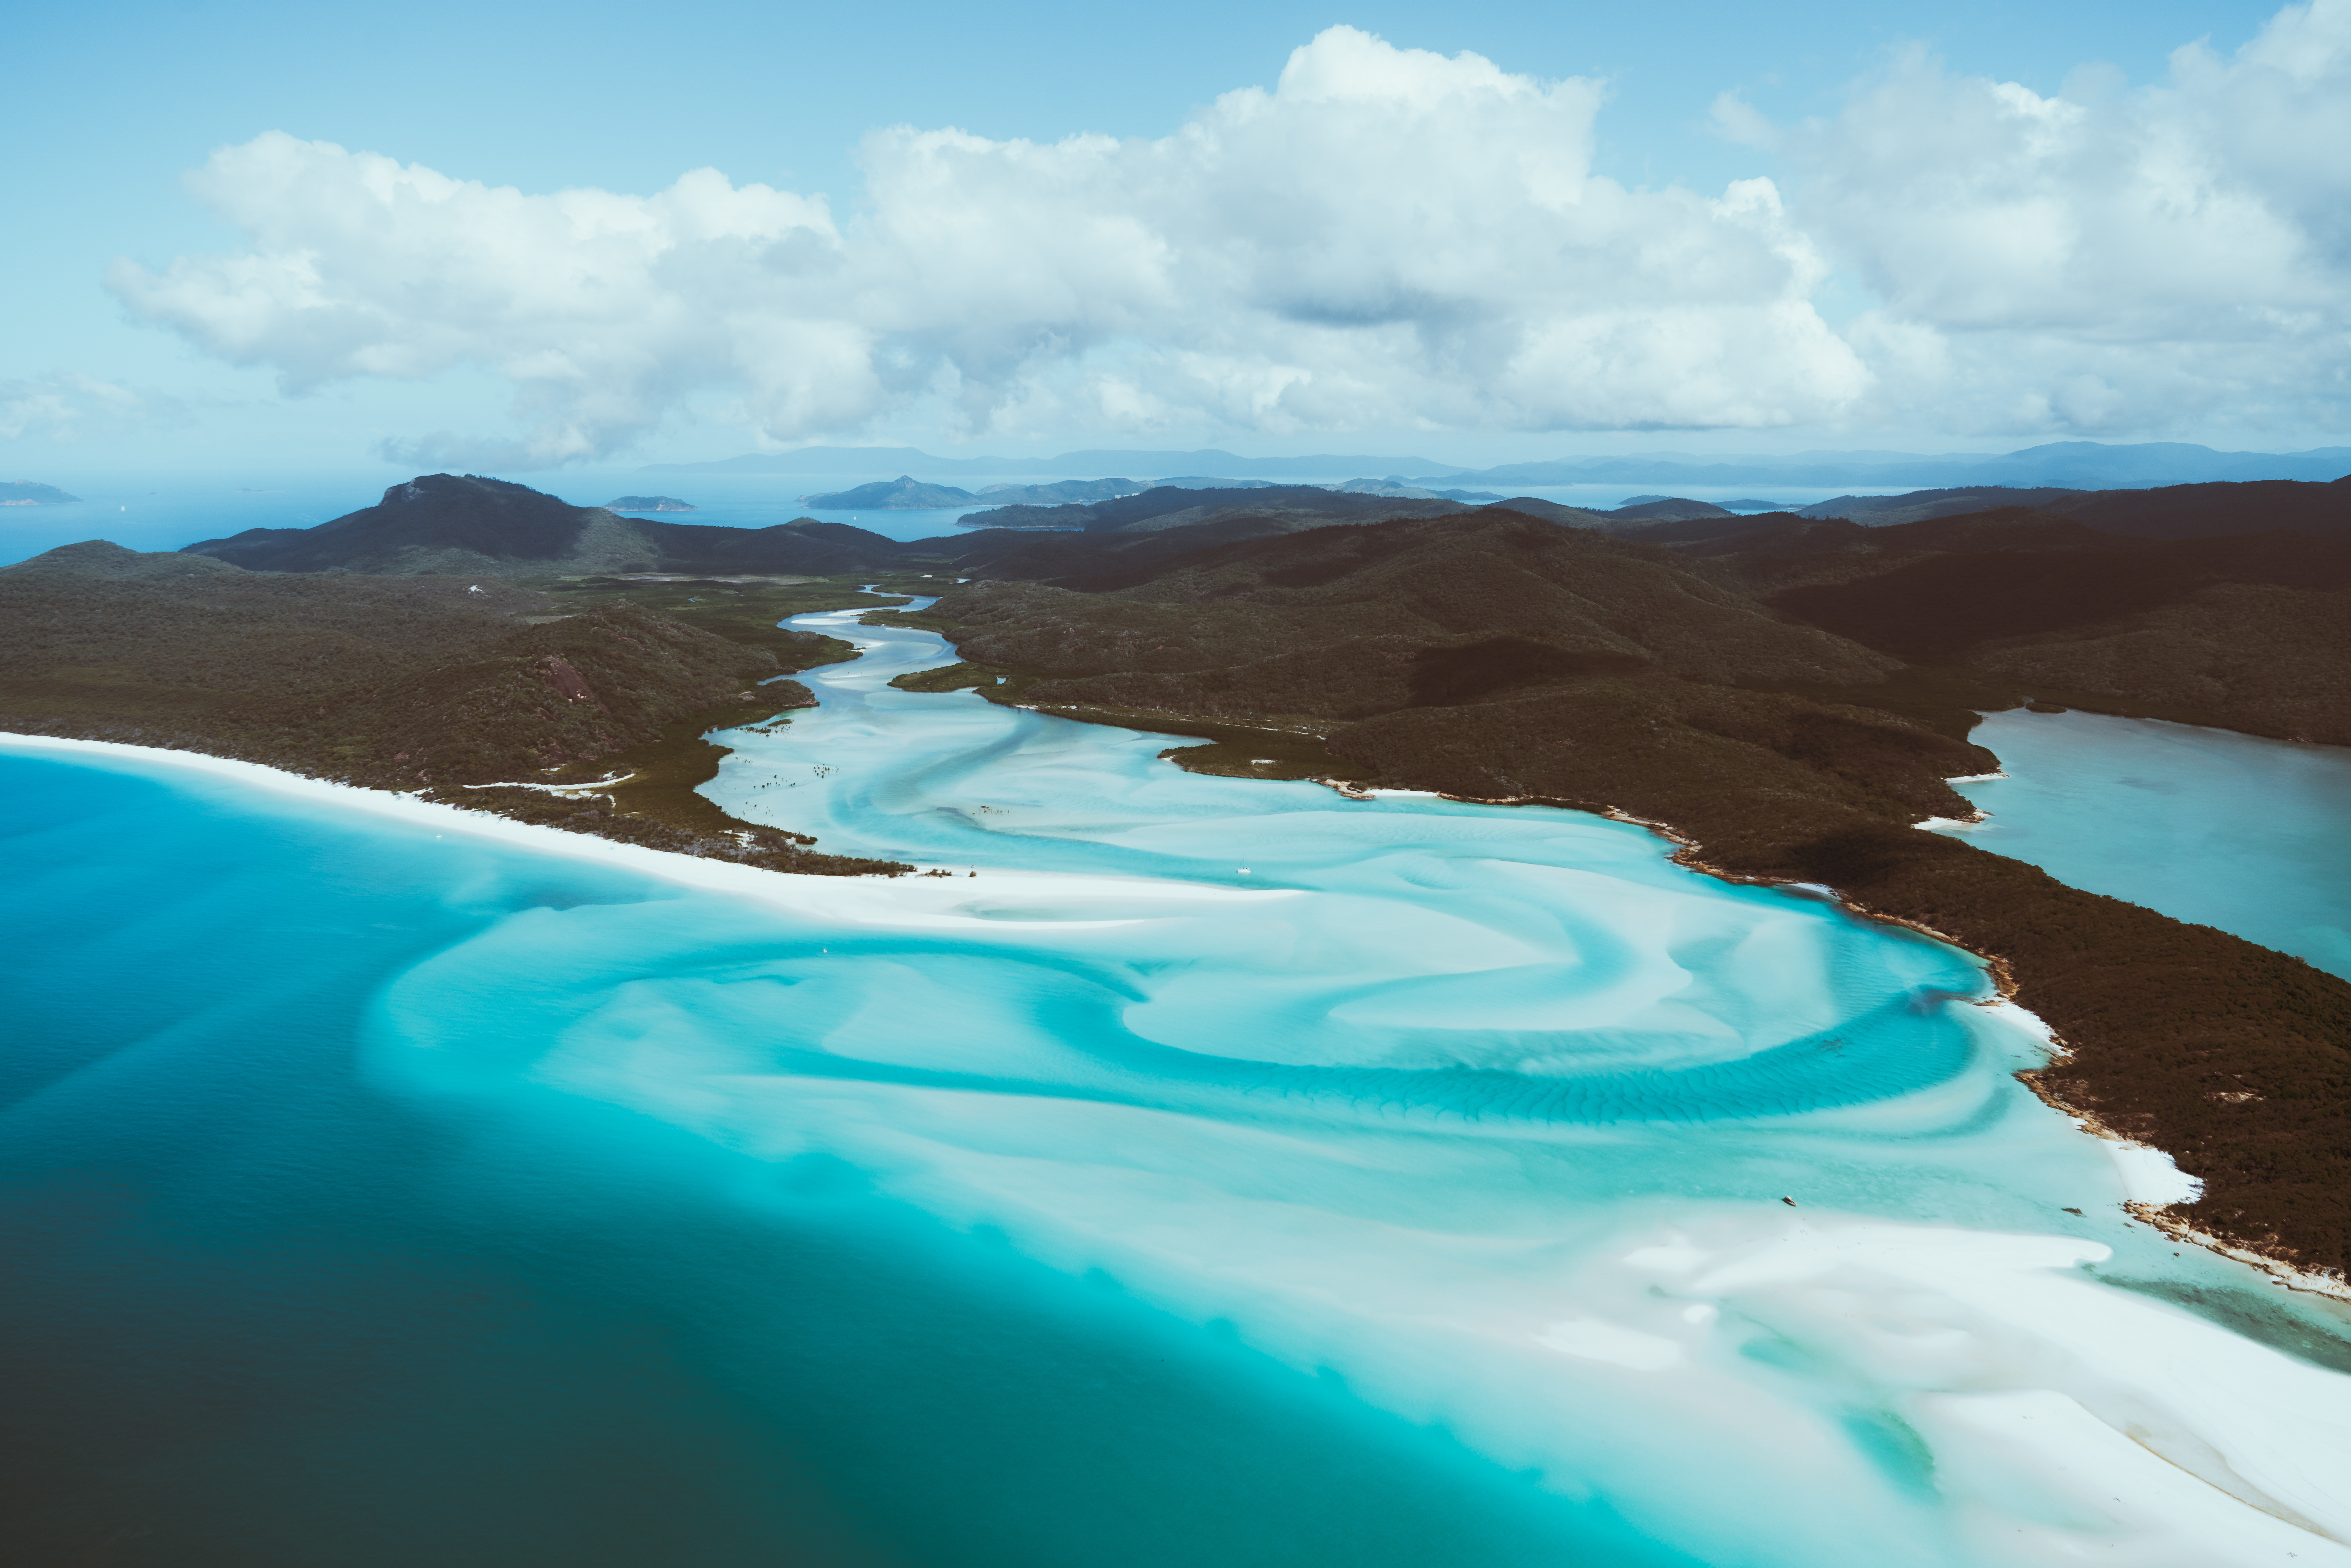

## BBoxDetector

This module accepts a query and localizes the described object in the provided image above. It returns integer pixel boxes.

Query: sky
[5,0,2344,476]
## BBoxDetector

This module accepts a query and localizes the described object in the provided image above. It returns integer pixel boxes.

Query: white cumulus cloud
[107,27,1864,465]
[1784,0,2351,436]
[104,9,2351,462]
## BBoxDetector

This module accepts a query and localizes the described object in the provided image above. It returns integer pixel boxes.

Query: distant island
[971,478,1141,506]
[800,476,1148,510]
[1332,477,1506,502]
[801,476,983,510]
[1,481,81,506]
[947,485,1738,532]
[179,474,905,577]
[645,440,2351,489]
[602,495,696,511]
[803,474,1510,515]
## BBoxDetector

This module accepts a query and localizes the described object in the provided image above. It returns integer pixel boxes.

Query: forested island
[801,475,1144,509]
[5,469,2349,1282]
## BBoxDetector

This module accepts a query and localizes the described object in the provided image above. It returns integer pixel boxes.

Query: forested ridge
[0,542,916,876]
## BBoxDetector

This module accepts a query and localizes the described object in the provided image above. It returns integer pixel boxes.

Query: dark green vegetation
[956,483,1487,532]
[184,473,906,577]
[533,570,917,660]
[972,477,1142,505]
[1798,487,2111,525]
[955,484,1789,535]
[885,662,1343,780]
[603,495,696,510]
[1802,474,2351,538]
[802,475,981,510]
[1330,478,1507,502]
[2046,476,2351,539]
[906,501,2351,1279]
[886,660,1006,694]
[1687,509,2351,745]
[1,481,80,505]
[0,542,914,876]
[1605,496,1739,521]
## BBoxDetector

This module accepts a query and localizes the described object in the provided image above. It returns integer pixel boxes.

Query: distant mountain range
[173,470,2351,582]
[649,447,1464,479]
[646,441,2351,490]
[799,474,1506,510]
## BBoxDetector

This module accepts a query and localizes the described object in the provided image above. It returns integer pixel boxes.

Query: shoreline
[1350,779,2351,1304]
[1651,832,2351,1301]
[24,745,2351,1556]
[0,731,843,905]
[0,732,1275,922]
[760,646,2351,1301]
[12,728,2344,1306]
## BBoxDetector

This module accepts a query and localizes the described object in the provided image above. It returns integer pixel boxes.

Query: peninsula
[0,533,920,877]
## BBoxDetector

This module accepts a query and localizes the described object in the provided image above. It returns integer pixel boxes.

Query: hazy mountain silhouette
[184,474,905,576]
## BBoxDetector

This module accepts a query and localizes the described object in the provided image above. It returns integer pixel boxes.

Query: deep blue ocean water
[7,618,2351,1566]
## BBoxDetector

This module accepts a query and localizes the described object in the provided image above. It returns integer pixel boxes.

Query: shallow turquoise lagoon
[5,614,2351,1567]
[1939,710,2351,980]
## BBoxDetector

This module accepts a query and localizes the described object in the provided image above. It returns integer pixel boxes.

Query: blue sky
[5,0,2334,474]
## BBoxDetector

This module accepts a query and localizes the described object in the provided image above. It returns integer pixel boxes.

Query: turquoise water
[7,619,2351,1565]
[1939,710,2351,980]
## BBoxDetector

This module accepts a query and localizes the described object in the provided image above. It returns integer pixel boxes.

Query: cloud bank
[1792,0,2351,437]
[107,9,2351,464]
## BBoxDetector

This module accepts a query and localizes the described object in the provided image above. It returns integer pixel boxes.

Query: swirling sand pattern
[3,607,2349,1566]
